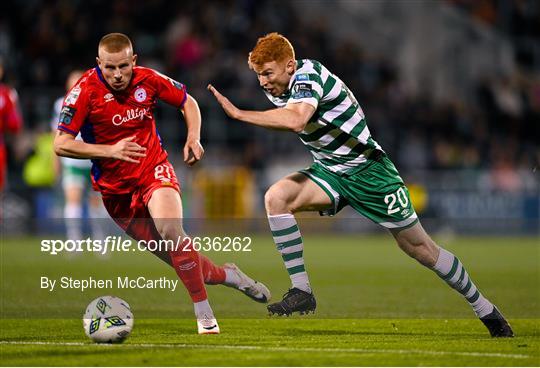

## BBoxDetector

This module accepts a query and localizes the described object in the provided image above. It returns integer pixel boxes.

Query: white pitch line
[0,341,531,360]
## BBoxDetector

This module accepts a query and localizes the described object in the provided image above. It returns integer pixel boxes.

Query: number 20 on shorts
[384,187,409,215]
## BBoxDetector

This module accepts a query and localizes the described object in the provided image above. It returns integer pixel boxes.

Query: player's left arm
[180,94,204,166]
[207,84,315,133]
[151,70,204,166]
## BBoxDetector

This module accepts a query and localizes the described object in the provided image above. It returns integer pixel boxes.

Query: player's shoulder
[134,66,186,92]
[132,66,164,83]
[131,66,161,88]
[133,65,155,77]
[63,68,100,106]
[295,59,325,75]
[292,59,326,85]
[74,68,101,93]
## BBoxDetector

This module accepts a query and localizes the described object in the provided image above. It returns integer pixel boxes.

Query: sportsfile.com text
[40,236,253,255]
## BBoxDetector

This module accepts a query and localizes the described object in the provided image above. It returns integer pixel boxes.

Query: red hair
[249,33,295,68]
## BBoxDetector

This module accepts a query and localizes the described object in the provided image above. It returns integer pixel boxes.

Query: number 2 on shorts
[154,163,172,181]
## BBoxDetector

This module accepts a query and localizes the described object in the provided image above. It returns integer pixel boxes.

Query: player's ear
[247,52,254,70]
[286,59,295,75]
[132,54,138,66]
[96,57,101,67]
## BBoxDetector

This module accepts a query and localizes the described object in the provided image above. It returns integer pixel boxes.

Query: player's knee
[155,222,185,242]
[264,186,291,215]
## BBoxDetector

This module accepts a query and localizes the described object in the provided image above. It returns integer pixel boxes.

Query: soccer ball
[83,296,134,343]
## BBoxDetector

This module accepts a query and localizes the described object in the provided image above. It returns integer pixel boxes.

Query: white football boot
[224,263,271,303]
[197,314,220,335]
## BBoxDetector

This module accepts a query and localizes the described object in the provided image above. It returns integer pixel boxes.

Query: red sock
[169,238,207,302]
[200,254,226,285]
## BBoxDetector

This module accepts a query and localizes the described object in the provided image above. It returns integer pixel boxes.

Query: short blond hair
[249,32,295,68]
[98,33,133,53]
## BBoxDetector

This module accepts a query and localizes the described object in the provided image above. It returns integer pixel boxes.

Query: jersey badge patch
[65,87,81,105]
[171,79,184,90]
[292,83,313,99]
[59,106,77,125]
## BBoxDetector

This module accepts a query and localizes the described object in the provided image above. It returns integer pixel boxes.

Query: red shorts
[101,161,180,242]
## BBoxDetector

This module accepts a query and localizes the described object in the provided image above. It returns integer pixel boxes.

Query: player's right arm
[207,84,315,132]
[53,76,146,163]
[54,132,146,163]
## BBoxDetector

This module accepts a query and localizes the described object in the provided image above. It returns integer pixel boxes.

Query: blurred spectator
[0,56,22,192]
[1,0,538,196]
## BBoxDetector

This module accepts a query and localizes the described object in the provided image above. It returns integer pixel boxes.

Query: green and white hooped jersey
[264,59,382,175]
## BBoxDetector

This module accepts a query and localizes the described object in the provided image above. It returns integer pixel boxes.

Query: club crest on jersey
[104,93,114,102]
[65,86,81,105]
[134,87,147,102]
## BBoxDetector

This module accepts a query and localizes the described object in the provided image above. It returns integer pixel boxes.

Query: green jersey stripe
[320,132,351,152]
[300,123,335,142]
[322,76,337,96]
[312,60,322,74]
[318,90,349,117]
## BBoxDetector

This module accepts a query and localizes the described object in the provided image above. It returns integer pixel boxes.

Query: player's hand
[184,138,204,166]
[207,84,241,120]
[109,136,146,163]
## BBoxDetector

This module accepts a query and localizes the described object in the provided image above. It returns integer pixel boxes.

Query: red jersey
[57,66,187,194]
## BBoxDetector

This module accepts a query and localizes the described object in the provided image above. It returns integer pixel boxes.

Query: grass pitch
[1,234,539,366]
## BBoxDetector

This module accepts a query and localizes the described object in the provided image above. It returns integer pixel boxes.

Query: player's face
[96,48,137,91]
[253,59,295,97]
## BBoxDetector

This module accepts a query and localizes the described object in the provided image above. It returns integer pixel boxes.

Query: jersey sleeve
[150,70,188,108]
[286,73,323,109]
[57,81,89,136]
